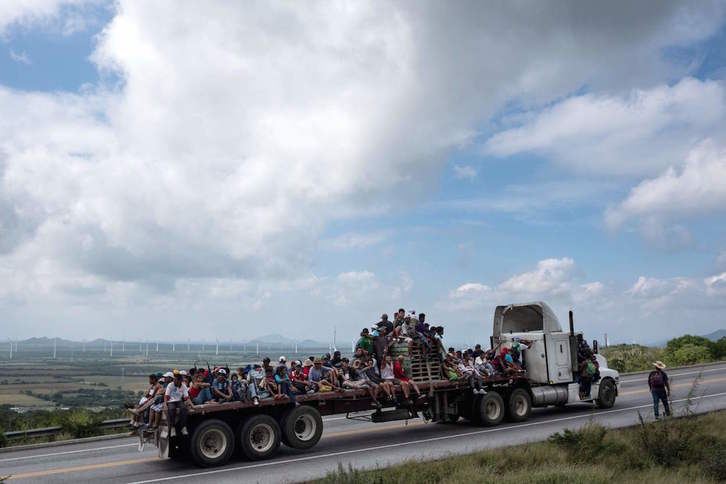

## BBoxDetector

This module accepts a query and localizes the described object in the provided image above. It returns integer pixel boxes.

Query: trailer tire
[506,388,532,422]
[281,405,323,449]
[189,419,235,467]
[596,378,616,409]
[476,392,505,426]
[239,414,281,460]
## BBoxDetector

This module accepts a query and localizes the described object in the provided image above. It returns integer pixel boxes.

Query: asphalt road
[3,362,726,483]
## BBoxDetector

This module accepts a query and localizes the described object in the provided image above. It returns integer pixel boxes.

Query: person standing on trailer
[648,361,671,419]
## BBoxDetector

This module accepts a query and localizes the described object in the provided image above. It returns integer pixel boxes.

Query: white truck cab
[492,301,619,408]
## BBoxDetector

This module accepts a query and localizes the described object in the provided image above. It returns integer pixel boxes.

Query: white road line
[619,366,726,384]
[126,390,726,484]
[0,443,138,464]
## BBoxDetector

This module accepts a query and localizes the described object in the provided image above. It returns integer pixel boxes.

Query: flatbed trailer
[138,302,619,467]
[148,372,536,467]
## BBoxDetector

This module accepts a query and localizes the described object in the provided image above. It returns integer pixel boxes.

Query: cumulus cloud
[606,141,726,227]
[485,78,726,176]
[443,257,601,311]
[2,1,726,337]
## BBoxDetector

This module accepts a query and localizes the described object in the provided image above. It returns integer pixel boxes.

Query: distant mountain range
[15,334,328,348]
[703,329,726,341]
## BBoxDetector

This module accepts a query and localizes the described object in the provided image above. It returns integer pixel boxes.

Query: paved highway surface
[3,362,726,483]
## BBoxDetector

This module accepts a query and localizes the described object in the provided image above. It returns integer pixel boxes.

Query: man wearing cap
[212,368,233,402]
[163,372,193,438]
[648,361,671,418]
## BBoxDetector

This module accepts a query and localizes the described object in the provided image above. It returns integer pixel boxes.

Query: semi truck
[138,301,619,467]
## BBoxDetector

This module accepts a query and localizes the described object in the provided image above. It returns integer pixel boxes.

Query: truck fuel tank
[531,385,569,406]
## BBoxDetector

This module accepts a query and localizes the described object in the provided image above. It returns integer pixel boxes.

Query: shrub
[664,335,714,361]
[0,429,6,448]
[548,424,608,463]
[634,414,696,467]
[669,344,710,366]
[61,411,102,439]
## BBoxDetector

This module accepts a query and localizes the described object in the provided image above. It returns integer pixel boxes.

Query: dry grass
[0,393,52,406]
[310,411,726,484]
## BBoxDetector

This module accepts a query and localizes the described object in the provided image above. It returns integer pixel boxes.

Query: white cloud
[499,257,575,296]
[453,164,477,181]
[321,231,390,251]
[485,78,726,177]
[9,49,31,64]
[606,141,726,227]
[2,2,726,338]
[705,272,726,295]
[0,0,96,33]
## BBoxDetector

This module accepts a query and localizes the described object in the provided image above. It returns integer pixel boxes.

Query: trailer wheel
[596,378,616,409]
[506,388,532,422]
[476,392,505,426]
[190,419,235,467]
[281,406,323,449]
[239,414,281,460]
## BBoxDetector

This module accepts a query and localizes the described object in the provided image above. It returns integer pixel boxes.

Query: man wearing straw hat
[648,361,671,419]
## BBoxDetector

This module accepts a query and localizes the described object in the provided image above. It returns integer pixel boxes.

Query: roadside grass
[311,410,726,484]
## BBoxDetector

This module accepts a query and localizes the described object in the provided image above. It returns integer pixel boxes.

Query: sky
[1,1,726,346]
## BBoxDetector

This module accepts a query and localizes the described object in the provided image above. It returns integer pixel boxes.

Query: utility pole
[215,338,219,356]
[83,339,86,352]
[9,341,12,360]
[295,342,298,354]
[122,342,125,353]
[187,339,190,352]
[256,343,259,356]
[53,337,57,360]
[156,342,159,352]
[172,343,175,352]
[110,340,113,357]
[145,343,149,359]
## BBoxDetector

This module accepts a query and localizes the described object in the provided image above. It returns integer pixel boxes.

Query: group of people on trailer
[127,308,530,437]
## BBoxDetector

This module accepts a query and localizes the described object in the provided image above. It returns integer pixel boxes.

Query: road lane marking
[619,375,726,396]
[0,443,138,463]
[6,457,159,480]
[126,390,726,484]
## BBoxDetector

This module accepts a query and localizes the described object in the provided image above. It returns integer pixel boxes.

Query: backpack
[585,361,596,377]
[650,371,664,387]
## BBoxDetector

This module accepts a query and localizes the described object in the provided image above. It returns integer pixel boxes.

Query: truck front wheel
[190,419,235,467]
[506,388,532,422]
[239,414,281,460]
[596,378,616,409]
[281,406,323,449]
[476,392,505,426]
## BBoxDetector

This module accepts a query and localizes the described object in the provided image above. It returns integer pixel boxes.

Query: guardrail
[3,418,129,441]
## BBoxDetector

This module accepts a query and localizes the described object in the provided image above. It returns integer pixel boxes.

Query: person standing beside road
[648,361,671,419]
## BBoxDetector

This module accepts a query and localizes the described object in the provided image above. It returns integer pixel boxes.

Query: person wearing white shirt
[163,372,193,438]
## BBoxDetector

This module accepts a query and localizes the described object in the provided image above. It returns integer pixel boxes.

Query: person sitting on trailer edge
[163,371,193,438]
[129,373,160,432]
[230,371,248,402]
[308,358,335,392]
[190,371,212,405]
[211,368,233,402]
[274,364,296,403]
[394,355,421,397]
[247,364,265,405]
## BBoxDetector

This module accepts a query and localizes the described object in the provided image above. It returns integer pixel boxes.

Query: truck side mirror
[592,340,598,354]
